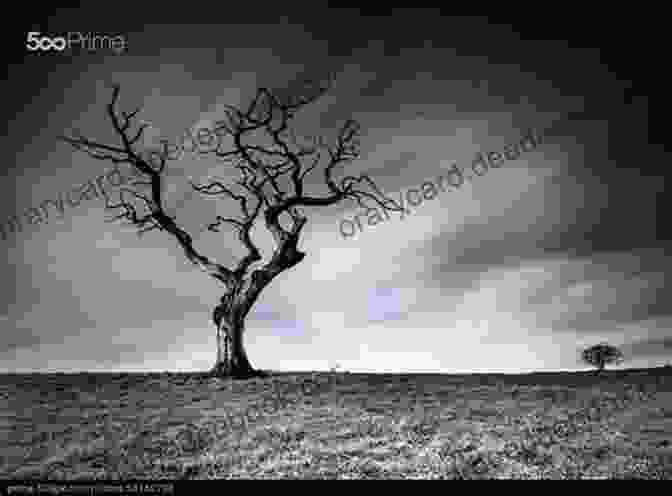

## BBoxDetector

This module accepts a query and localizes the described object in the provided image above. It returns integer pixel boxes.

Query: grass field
[1,367,671,479]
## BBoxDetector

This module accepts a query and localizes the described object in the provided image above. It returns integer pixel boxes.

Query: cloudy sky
[1,9,668,374]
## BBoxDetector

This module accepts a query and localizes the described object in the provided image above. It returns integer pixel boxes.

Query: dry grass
[1,368,671,479]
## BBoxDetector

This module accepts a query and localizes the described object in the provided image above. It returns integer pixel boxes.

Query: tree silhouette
[61,76,402,379]
[581,343,624,376]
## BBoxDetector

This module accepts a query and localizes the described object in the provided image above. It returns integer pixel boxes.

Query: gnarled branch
[62,78,402,314]
[60,84,237,290]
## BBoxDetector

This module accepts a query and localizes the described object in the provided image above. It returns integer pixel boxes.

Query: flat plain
[1,367,671,479]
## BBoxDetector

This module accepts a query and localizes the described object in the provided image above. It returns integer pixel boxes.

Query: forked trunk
[210,247,304,380]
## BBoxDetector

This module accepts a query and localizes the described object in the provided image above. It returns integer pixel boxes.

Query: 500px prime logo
[26,31,127,53]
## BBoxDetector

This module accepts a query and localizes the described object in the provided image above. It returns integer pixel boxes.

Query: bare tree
[581,343,624,376]
[61,77,402,379]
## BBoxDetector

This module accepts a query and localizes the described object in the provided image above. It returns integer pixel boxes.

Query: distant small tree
[581,343,624,376]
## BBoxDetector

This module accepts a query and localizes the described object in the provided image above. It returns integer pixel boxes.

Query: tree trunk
[211,303,265,379]
[595,363,605,377]
[209,248,305,380]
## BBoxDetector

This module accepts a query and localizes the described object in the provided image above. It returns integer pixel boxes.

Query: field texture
[1,368,671,479]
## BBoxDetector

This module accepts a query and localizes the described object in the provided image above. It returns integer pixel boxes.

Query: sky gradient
[1,9,668,374]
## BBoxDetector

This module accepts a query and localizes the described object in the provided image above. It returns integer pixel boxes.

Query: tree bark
[209,237,304,380]
[211,296,266,379]
[595,363,605,377]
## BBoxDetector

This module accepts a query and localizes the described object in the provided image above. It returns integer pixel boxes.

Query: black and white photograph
[0,7,669,480]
